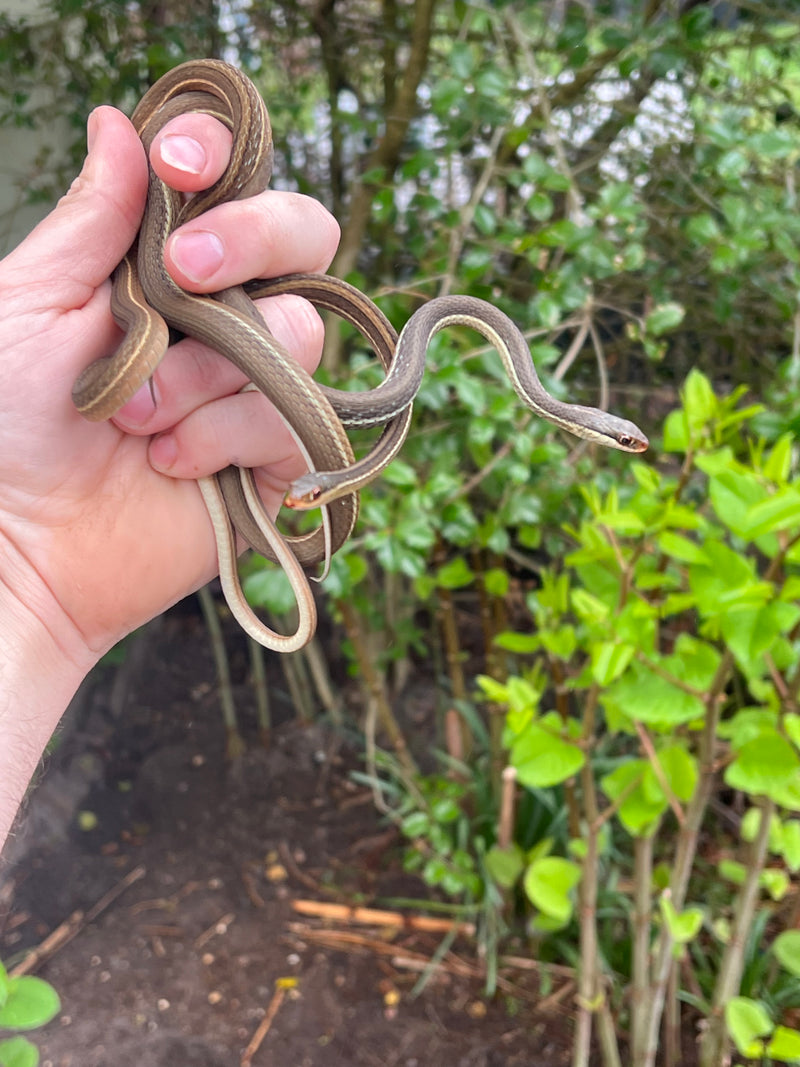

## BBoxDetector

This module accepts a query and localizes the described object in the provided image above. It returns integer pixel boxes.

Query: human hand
[0,104,339,667]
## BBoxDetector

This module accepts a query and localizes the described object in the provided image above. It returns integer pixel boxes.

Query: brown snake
[72,59,648,652]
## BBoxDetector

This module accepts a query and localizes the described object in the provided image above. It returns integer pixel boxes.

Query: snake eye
[618,433,648,453]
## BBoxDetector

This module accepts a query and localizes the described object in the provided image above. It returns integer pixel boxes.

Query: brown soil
[0,600,578,1067]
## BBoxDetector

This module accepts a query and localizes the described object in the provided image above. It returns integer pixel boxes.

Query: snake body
[72,59,649,652]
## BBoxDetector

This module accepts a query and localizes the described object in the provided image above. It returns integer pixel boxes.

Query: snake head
[285,479,324,510]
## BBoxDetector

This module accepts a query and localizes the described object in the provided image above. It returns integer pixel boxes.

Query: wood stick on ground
[499,953,578,980]
[240,982,291,1067]
[391,953,543,1005]
[290,899,475,935]
[130,877,203,915]
[289,925,468,976]
[278,841,323,893]
[287,923,576,1013]
[11,864,146,976]
[194,912,236,950]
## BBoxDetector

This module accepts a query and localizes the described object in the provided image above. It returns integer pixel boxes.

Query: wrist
[0,545,98,852]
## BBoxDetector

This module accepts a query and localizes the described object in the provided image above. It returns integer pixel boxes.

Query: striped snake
[73,60,648,652]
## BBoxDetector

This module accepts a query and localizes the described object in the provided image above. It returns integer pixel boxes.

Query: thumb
[3,106,148,304]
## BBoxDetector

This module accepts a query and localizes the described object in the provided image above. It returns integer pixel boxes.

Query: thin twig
[240,982,290,1067]
[197,585,243,759]
[439,124,508,298]
[635,722,686,827]
[247,636,270,746]
[11,865,145,976]
[497,766,517,850]
[290,899,475,936]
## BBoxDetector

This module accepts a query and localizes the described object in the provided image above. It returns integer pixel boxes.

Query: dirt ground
[0,598,579,1067]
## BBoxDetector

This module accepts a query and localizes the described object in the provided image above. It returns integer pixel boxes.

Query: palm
[0,105,332,655]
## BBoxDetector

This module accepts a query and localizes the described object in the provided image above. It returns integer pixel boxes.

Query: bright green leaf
[725,996,772,1057]
[591,642,636,686]
[0,978,60,1031]
[725,733,800,799]
[646,302,685,337]
[773,931,800,978]
[436,556,475,589]
[767,1026,800,1061]
[511,725,585,788]
[485,844,525,889]
[523,857,581,922]
[0,1036,39,1067]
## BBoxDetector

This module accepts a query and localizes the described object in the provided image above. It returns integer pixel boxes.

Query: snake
[72,59,649,652]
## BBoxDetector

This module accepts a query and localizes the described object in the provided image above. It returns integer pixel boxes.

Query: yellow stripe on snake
[73,59,648,652]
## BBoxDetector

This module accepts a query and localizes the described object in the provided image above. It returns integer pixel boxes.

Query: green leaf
[381,459,418,488]
[656,531,710,564]
[725,732,800,800]
[706,473,766,539]
[400,811,429,838]
[761,868,790,902]
[539,625,577,660]
[725,996,772,1057]
[476,675,509,704]
[473,202,496,236]
[605,661,705,727]
[0,1036,39,1067]
[243,561,300,616]
[475,65,508,98]
[719,859,746,885]
[662,409,689,452]
[448,40,474,79]
[780,821,800,872]
[773,930,800,978]
[510,724,585,788]
[740,806,778,845]
[767,1026,800,1061]
[0,978,60,1031]
[483,568,510,597]
[659,895,704,944]
[763,433,794,484]
[717,148,749,181]
[740,487,800,539]
[430,796,461,823]
[645,302,685,337]
[721,599,800,683]
[685,212,720,244]
[682,369,718,426]
[657,745,699,802]
[436,556,475,589]
[485,844,525,889]
[570,588,610,625]
[785,714,800,751]
[495,631,540,654]
[717,707,776,747]
[523,857,581,922]
[601,761,664,836]
[526,191,553,220]
[590,642,635,686]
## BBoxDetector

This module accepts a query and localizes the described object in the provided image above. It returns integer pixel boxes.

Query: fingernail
[149,432,178,472]
[159,133,206,175]
[170,231,225,282]
[87,109,101,153]
[114,382,157,426]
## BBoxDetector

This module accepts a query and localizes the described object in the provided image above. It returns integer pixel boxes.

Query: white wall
[0,0,72,254]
